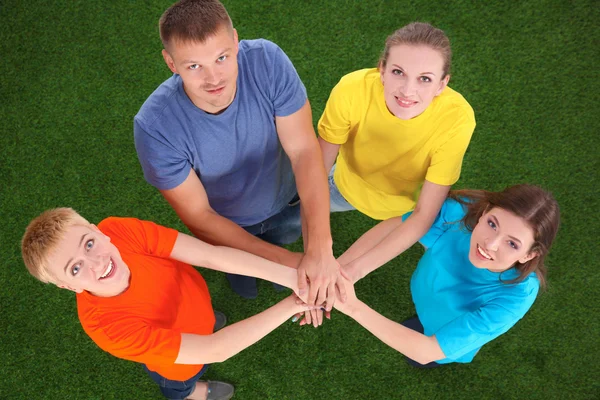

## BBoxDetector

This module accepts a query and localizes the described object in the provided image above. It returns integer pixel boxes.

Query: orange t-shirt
[76,217,215,381]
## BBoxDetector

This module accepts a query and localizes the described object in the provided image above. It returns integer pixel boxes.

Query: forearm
[208,246,299,291]
[291,146,333,254]
[318,137,340,176]
[343,300,445,364]
[185,209,297,267]
[337,217,404,267]
[176,297,299,364]
[345,213,433,281]
[171,232,299,291]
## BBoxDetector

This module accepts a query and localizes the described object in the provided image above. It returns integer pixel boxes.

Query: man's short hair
[21,208,89,283]
[159,0,233,50]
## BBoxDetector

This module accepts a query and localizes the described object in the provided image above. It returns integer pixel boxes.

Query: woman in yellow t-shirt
[318,22,476,259]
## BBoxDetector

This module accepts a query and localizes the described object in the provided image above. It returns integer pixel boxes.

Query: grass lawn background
[1,0,598,399]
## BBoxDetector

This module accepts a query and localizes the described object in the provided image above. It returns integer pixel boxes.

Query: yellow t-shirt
[318,68,475,220]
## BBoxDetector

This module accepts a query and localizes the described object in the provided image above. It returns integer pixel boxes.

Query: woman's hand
[339,260,362,284]
[333,276,358,316]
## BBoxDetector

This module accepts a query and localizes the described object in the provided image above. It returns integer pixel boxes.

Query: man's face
[46,224,130,297]
[162,25,239,114]
[469,207,537,272]
[379,45,449,120]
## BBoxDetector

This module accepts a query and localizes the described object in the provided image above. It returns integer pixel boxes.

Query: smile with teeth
[477,244,493,260]
[395,97,417,107]
[100,259,114,279]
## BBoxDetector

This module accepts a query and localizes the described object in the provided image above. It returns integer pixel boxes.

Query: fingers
[324,281,336,311]
[302,310,312,326]
[335,273,347,303]
[307,278,320,305]
[291,312,302,323]
[296,268,308,298]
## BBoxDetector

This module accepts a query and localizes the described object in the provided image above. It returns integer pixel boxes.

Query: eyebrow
[391,64,436,76]
[182,48,232,64]
[490,215,523,245]
[63,233,88,274]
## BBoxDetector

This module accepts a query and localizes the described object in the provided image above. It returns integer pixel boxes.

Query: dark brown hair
[379,22,452,78]
[159,0,233,50]
[449,184,560,289]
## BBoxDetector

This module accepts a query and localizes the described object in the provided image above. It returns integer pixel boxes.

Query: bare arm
[175,295,314,364]
[318,136,341,175]
[276,101,345,310]
[160,168,302,269]
[170,232,299,294]
[335,280,445,364]
[340,181,450,282]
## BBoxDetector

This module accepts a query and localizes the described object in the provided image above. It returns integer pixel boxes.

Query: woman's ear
[518,251,538,264]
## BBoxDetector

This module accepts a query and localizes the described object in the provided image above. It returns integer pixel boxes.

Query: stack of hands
[288,252,362,327]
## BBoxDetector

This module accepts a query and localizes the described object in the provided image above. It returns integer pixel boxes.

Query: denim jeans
[400,316,441,369]
[328,165,356,213]
[143,363,210,399]
[226,193,302,297]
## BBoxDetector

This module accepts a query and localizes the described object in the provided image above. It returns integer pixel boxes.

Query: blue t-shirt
[134,39,307,226]
[404,199,539,363]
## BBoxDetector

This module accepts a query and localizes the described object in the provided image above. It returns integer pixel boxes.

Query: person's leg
[328,165,356,213]
[256,195,302,291]
[224,219,264,299]
[225,196,302,297]
[400,316,441,369]
[142,364,209,400]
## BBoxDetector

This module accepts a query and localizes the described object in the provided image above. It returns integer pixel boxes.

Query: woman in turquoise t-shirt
[332,184,560,366]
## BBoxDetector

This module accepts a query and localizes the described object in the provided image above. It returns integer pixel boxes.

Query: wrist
[305,235,333,257]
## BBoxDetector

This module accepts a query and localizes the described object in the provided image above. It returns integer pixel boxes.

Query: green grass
[1,0,598,399]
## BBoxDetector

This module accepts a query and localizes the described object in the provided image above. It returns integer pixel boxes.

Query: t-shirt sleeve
[317,77,353,145]
[266,42,307,117]
[402,198,466,248]
[88,317,181,366]
[134,117,191,190]
[425,107,476,186]
[435,287,538,360]
[98,217,179,258]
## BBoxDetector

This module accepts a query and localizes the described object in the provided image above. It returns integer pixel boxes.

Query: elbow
[412,354,436,365]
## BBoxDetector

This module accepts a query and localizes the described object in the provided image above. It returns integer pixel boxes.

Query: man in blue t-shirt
[134,0,344,314]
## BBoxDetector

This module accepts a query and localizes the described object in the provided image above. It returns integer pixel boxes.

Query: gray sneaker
[213,311,227,332]
[206,380,235,400]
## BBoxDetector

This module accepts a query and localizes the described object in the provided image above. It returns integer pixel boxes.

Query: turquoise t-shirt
[404,198,539,363]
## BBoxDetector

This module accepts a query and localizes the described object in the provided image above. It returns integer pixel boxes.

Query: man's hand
[297,250,346,312]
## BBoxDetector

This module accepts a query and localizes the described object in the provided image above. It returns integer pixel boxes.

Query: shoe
[206,380,235,400]
[213,311,227,332]
[226,273,258,299]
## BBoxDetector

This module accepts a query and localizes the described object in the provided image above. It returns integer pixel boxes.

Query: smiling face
[469,207,538,272]
[45,224,130,297]
[162,24,239,114]
[379,44,449,120]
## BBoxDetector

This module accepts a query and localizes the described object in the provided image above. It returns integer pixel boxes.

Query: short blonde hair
[21,208,89,283]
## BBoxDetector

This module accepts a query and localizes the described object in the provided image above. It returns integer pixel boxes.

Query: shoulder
[439,198,468,225]
[327,68,379,107]
[434,86,475,123]
[238,39,288,66]
[335,68,378,89]
[134,75,181,129]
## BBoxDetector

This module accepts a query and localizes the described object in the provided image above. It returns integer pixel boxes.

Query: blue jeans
[328,165,356,213]
[400,316,441,369]
[143,363,209,400]
[226,194,302,298]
